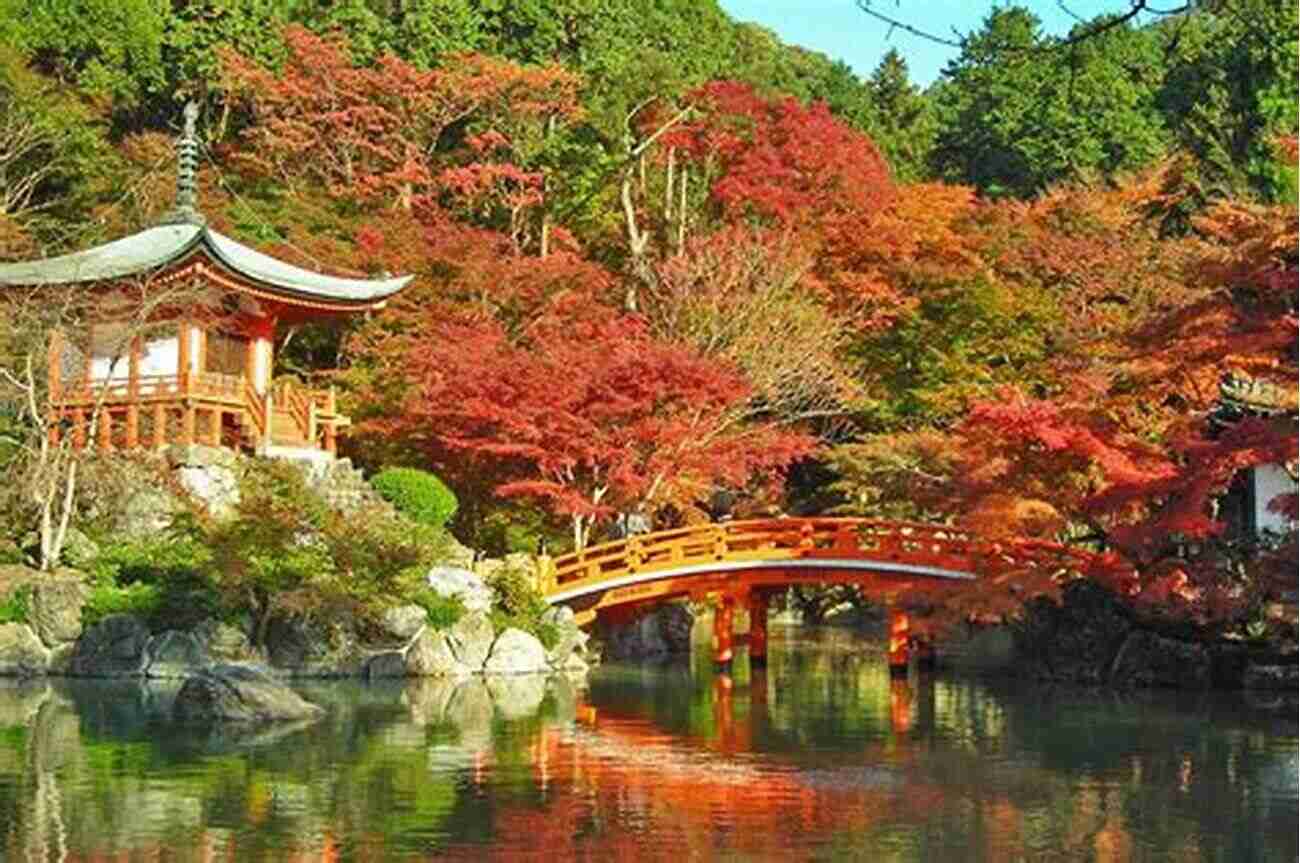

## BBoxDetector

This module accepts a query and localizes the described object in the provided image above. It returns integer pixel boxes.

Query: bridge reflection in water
[539,517,1115,671]
[3,648,1292,862]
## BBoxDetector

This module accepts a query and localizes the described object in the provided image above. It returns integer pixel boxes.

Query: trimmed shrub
[371,468,458,529]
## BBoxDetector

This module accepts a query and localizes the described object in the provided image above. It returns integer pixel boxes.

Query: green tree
[1156,0,1299,201]
[931,8,1169,197]
[863,50,936,183]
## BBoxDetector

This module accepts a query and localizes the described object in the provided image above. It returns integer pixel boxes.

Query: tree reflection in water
[0,630,1294,862]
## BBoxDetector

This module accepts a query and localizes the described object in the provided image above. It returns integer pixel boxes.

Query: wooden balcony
[50,372,348,455]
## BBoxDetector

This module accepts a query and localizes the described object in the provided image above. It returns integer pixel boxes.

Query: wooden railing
[52,373,346,454]
[542,517,1112,601]
[244,380,267,444]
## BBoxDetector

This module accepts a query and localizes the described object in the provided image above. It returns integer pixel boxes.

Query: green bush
[410,589,465,631]
[486,564,559,650]
[84,531,218,630]
[204,460,457,645]
[371,468,458,529]
[83,581,164,628]
[0,585,32,624]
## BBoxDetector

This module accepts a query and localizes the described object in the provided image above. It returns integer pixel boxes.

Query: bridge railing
[541,517,1105,598]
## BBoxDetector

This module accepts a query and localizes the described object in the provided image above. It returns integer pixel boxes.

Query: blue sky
[718,1,1146,86]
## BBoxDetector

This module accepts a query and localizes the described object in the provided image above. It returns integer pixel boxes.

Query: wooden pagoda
[0,104,411,457]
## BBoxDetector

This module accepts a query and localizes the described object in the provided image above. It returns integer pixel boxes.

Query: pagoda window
[204,329,248,378]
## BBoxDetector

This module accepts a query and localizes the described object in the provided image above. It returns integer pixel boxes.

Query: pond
[0,625,1294,861]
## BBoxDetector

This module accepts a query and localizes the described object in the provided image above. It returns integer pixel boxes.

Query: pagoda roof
[0,222,411,308]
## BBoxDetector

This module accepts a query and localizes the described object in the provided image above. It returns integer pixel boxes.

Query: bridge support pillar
[747,591,768,667]
[713,594,736,669]
[887,608,910,677]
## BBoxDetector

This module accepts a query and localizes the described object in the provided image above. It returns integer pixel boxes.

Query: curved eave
[0,224,204,286]
[201,229,412,305]
[0,224,412,309]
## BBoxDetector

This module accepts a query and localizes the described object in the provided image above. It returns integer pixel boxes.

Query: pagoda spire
[160,101,206,226]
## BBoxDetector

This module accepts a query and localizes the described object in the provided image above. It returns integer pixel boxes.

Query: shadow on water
[0,627,1293,861]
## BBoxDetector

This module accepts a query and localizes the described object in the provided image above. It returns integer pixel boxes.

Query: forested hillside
[0,0,1295,629]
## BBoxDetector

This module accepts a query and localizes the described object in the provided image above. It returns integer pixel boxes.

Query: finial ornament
[160,100,206,226]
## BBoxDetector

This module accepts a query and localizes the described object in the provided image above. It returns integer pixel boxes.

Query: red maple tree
[384,311,812,549]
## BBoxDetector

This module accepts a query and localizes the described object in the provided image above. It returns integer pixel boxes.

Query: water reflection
[0,626,1294,861]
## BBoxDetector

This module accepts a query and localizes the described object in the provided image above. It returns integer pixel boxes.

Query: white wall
[1254,464,1298,534]
[139,335,179,377]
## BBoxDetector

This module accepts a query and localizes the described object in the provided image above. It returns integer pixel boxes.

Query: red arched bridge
[537,517,1111,671]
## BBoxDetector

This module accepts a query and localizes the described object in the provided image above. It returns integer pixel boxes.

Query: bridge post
[747,590,768,667]
[887,608,910,677]
[712,594,736,669]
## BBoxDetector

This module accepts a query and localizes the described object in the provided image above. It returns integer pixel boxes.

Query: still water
[0,626,1295,862]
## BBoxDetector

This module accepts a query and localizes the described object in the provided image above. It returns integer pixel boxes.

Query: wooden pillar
[888,607,910,677]
[82,330,92,398]
[244,328,258,389]
[47,330,62,402]
[182,403,196,446]
[323,422,336,456]
[125,337,141,448]
[263,385,274,454]
[97,409,112,452]
[178,320,192,395]
[72,409,86,449]
[713,594,736,668]
[748,590,768,667]
[152,403,166,449]
[206,409,221,447]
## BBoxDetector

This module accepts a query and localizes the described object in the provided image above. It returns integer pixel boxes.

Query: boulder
[446,611,495,670]
[60,528,100,570]
[118,487,181,539]
[19,529,98,569]
[442,538,477,570]
[167,445,240,517]
[1014,580,1132,683]
[265,618,364,677]
[543,605,590,668]
[68,614,149,677]
[562,653,590,674]
[365,651,409,679]
[29,573,88,647]
[1109,631,1212,688]
[426,566,493,614]
[405,629,473,678]
[172,665,324,722]
[380,605,428,641]
[936,624,1016,674]
[1243,662,1299,691]
[193,619,260,664]
[0,623,50,677]
[601,603,694,661]
[144,630,212,678]
[483,628,549,675]
[485,673,547,719]
[659,604,694,652]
